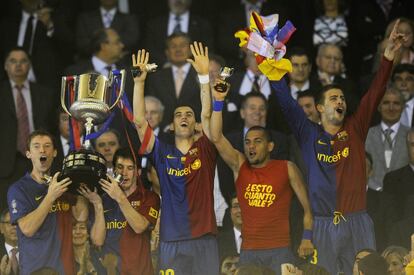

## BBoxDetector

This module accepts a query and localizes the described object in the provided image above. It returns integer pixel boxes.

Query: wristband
[198,74,210,84]
[213,100,224,112]
[302,229,313,241]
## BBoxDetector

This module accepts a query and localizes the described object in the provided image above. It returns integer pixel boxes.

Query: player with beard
[266,20,408,274]
[209,83,314,274]
[132,42,219,274]
[6,130,105,275]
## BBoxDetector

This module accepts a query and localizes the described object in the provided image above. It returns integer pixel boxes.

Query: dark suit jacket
[389,216,414,251]
[217,227,238,260]
[146,66,202,130]
[217,129,289,204]
[76,9,139,55]
[381,165,414,247]
[144,13,214,66]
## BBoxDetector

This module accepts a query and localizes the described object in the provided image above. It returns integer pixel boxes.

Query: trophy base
[59,149,107,194]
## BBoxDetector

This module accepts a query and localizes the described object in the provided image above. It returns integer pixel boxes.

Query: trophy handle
[108,69,126,110]
[60,76,72,117]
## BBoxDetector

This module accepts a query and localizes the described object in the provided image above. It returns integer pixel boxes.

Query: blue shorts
[239,247,294,275]
[158,234,219,275]
[313,211,375,275]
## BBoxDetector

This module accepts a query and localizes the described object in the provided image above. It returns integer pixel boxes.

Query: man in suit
[366,88,410,191]
[0,209,18,275]
[392,64,414,128]
[144,0,214,66]
[146,32,202,130]
[0,0,74,89]
[382,129,414,249]
[76,0,139,57]
[218,195,242,261]
[0,47,53,211]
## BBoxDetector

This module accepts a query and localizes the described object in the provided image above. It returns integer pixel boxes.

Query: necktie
[103,11,112,28]
[23,15,34,54]
[15,85,30,155]
[173,15,182,33]
[252,75,261,93]
[175,67,184,98]
[383,128,393,150]
[10,247,18,274]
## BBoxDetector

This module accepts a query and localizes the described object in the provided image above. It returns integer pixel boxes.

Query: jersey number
[310,249,318,264]
[160,269,175,275]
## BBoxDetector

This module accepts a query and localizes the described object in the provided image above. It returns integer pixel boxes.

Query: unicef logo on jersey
[317,147,350,163]
[167,158,202,177]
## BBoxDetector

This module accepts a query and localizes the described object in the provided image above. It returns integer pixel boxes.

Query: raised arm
[287,161,314,258]
[186,42,212,138]
[132,50,156,153]
[17,173,71,237]
[210,82,245,176]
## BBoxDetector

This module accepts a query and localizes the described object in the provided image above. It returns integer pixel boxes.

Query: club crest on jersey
[337,130,348,141]
[167,158,202,176]
[188,148,198,156]
[131,200,141,209]
[149,207,159,219]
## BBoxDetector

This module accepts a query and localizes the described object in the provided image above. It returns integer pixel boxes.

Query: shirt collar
[9,79,29,90]
[22,10,37,20]
[5,243,17,256]
[172,63,191,74]
[233,226,241,238]
[406,97,414,109]
[380,121,400,133]
[169,10,189,20]
[100,7,117,17]
[290,80,310,94]
[410,164,414,172]
[92,55,112,73]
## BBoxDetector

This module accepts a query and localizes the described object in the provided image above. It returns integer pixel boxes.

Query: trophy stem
[83,117,94,149]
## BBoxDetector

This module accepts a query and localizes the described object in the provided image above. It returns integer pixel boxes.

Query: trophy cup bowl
[214,67,234,93]
[59,70,125,194]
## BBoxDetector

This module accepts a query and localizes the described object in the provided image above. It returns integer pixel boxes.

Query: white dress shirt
[92,55,115,76]
[100,7,117,28]
[239,70,271,98]
[172,63,191,83]
[168,11,190,35]
[233,227,242,253]
[290,80,310,100]
[400,97,414,128]
[5,243,19,261]
[60,135,70,156]
[214,166,228,227]
[381,121,400,168]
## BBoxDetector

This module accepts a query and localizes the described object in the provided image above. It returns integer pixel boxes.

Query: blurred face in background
[240,96,267,128]
[289,55,311,85]
[95,131,120,165]
[393,71,414,100]
[4,50,31,82]
[166,36,191,67]
[317,45,342,76]
[72,221,88,246]
[145,98,163,129]
[384,253,405,275]
[168,0,191,14]
[298,95,319,123]
[378,92,403,125]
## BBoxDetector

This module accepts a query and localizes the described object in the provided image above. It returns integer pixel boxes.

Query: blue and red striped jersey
[270,58,392,216]
[149,134,217,241]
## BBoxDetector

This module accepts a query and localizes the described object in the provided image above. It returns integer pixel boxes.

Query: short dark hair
[245,126,272,143]
[287,47,310,60]
[297,263,330,275]
[112,147,136,168]
[392,63,414,81]
[209,54,226,67]
[90,28,109,54]
[93,128,121,148]
[3,46,31,62]
[241,91,268,110]
[358,252,388,275]
[165,32,192,49]
[315,83,344,105]
[297,90,316,101]
[26,129,56,151]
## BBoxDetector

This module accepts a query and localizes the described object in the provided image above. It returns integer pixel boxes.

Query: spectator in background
[0,47,54,211]
[366,89,409,191]
[287,47,314,100]
[144,0,214,66]
[382,246,409,275]
[0,209,18,275]
[313,0,348,48]
[353,248,376,275]
[221,254,239,275]
[357,252,389,275]
[146,32,202,130]
[297,91,320,124]
[391,64,414,128]
[76,0,139,57]
[373,18,414,72]
[94,128,121,176]
[218,195,242,260]
[72,221,97,275]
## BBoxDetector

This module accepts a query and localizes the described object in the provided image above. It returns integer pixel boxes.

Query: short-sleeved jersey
[236,160,292,249]
[7,173,76,275]
[149,134,217,241]
[270,58,393,216]
[99,188,160,275]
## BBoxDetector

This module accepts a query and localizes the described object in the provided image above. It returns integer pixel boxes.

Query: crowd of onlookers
[0,0,414,274]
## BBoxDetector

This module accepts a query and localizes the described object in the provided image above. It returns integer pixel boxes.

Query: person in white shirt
[0,209,18,275]
[392,64,414,128]
[288,48,312,100]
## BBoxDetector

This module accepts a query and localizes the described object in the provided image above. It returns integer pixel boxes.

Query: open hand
[100,174,125,203]
[78,185,102,205]
[187,42,209,75]
[46,172,71,202]
[131,49,150,82]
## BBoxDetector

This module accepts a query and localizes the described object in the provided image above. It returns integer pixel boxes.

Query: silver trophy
[214,67,234,92]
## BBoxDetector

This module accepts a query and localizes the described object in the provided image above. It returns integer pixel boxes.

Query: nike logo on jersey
[166,154,177,159]
[103,209,113,213]
[35,195,43,201]
[317,139,328,145]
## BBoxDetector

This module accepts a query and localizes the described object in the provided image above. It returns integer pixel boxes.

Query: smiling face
[27,135,57,174]
[171,106,196,138]
[240,96,267,128]
[244,129,273,167]
[72,221,88,246]
[317,88,347,126]
[378,92,403,125]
